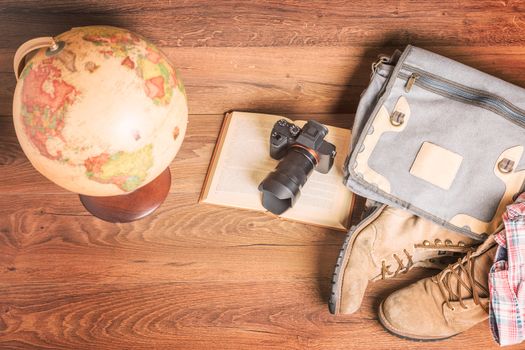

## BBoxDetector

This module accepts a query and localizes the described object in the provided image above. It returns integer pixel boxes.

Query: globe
[12,26,188,197]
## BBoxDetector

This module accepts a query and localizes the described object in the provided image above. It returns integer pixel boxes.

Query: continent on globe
[20,58,79,161]
[84,144,154,192]
[82,26,178,106]
[82,28,140,55]
[138,46,177,105]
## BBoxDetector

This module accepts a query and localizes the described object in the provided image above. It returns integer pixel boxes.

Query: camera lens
[258,147,317,214]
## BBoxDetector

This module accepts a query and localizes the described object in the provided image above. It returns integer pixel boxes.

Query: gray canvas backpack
[345,45,525,240]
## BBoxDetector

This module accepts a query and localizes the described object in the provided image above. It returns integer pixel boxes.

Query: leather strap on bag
[13,37,58,80]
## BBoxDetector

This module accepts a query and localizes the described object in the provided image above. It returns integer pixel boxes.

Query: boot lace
[431,251,489,312]
[381,249,414,279]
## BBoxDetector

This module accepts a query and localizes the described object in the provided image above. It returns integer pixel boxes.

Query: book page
[284,120,353,229]
[201,111,353,230]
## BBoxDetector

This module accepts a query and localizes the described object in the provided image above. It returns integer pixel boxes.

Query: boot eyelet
[434,239,442,245]
[422,240,430,246]
[444,239,452,246]
[458,241,465,247]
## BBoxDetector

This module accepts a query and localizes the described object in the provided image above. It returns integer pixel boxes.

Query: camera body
[269,119,336,174]
[258,119,337,215]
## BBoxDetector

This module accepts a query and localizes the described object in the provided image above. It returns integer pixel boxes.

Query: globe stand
[79,167,171,223]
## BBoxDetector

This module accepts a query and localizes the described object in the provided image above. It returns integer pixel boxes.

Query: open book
[200,111,355,231]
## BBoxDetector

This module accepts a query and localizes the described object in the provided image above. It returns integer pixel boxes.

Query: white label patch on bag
[409,142,463,190]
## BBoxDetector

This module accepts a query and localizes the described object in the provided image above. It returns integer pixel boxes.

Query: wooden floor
[1,1,525,349]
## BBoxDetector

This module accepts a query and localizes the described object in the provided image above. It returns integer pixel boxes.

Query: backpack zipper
[400,64,525,129]
[404,73,419,93]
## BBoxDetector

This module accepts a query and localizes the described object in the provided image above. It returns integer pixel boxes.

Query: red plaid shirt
[489,192,525,346]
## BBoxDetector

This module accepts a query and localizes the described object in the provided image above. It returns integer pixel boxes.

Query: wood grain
[0,279,500,350]
[1,1,523,349]
[2,1,525,48]
[0,195,343,284]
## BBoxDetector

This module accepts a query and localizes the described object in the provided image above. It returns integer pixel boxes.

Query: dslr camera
[258,119,336,214]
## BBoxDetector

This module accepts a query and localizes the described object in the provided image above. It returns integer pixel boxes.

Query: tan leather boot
[329,203,479,315]
[378,235,497,341]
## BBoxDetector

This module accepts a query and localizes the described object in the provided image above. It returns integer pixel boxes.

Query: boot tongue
[470,246,497,296]
[444,245,497,300]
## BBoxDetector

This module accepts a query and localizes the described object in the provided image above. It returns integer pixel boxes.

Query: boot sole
[328,204,387,314]
[378,300,456,342]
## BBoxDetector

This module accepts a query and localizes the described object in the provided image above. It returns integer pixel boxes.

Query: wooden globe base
[79,168,171,223]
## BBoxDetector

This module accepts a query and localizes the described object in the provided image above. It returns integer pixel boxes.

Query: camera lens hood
[258,171,301,215]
